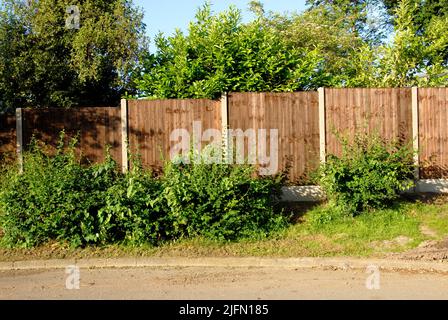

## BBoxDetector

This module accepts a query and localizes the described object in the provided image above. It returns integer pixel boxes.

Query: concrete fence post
[16,108,23,174]
[318,87,326,163]
[412,87,420,182]
[120,99,129,173]
[221,92,229,161]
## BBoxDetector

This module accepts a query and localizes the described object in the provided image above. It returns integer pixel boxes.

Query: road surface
[1,266,448,299]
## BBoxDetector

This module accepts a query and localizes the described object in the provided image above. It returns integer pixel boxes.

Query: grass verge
[1,195,448,262]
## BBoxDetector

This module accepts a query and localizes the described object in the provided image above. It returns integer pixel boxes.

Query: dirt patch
[390,237,448,261]
[420,225,438,238]
[370,236,412,250]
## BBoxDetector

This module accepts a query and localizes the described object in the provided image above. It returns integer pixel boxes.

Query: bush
[317,132,415,215]
[161,152,287,241]
[98,164,165,245]
[0,135,120,247]
[0,135,287,247]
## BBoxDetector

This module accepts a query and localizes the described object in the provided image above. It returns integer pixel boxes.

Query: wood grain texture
[419,88,448,178]
[0,114,16,159]
[127,99,221,173]
[325,88,412,157]
[21,107,122,166]
[1,88,447,181]
[228,92,320,184]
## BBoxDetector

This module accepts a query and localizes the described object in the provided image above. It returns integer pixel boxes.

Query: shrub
[0,136,288,247]
[160,151,287,241]
[317,132,415,215]
[98,163,165,245]
[0,134,120,247]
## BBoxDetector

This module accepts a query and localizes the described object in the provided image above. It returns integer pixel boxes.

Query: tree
[383,0,448,64]
[0,0,147,113]
[305,0,389,44]
[260,1,372,87]
[133,3,326,99]
[383,0,448,31]
[345,0,448,87]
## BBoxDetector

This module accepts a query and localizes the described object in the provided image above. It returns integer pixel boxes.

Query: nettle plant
[317,131,416,215]
[0,133,120,247]
[0,134,288,247]
[161,148,288,241]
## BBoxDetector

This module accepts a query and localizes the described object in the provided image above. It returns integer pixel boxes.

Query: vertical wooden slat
[126,98,221,172]
[0,114,16,158]
[228,92,319,184]
[418,88,448,179]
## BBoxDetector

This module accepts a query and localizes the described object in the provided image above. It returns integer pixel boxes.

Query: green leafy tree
[384,0,448,64]
[0,0,147,112]
[345,0,448,87]
[261,2,372,87]
[305,0,390,44]
[383,0,448,31]
[134,3,326,99]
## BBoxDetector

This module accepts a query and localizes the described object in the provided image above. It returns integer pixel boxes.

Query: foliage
[160,150,287,241]
[98,164,165,245]
[0,135,286,247]
[345,0,448,87]
[258,2,368,88]
[133,3,328,99]
[0,0,147,112]
[134,0,447,97]
[317,132,415,215]
[383,0,448,37]
[305,0,389,45]
[0,134,120,247]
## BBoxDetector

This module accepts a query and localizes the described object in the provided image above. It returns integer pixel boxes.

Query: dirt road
[1,266,448,300]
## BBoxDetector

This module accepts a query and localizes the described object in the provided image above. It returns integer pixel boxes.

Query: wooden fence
[418,88,448,179]
[2,88,448,188]
[127,99,221,173]
[324,88,412,157]
[228,92,319,183]
[11,107,122,167]
[0,114,16,159]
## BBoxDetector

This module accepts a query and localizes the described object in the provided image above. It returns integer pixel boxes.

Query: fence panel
[419,88,448,179]
[228,92,320,184]
[0,114,16,160]
[325,88,413,157]
[22,107,122,166]
[127,99,221,173]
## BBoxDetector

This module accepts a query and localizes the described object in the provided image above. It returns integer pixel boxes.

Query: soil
[390,237,448,261]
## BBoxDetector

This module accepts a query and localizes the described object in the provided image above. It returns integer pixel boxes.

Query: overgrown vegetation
[316,132,415,216]
[4,197,448,260]
[0,135,286,248]
[161,154,286,241]
[2,134,448,257]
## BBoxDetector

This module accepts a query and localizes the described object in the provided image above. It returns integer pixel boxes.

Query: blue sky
[135,1,309,51]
